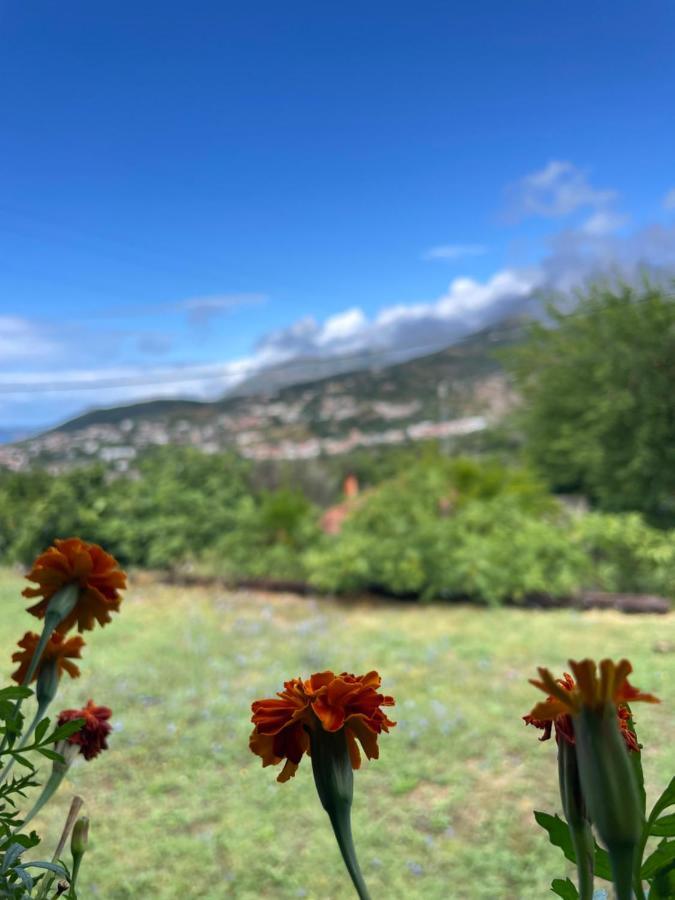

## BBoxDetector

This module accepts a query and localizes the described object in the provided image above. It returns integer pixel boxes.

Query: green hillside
[2,318,525,472]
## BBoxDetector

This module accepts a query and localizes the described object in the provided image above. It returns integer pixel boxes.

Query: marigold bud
[574,705,642,899]
[44,583,80,632]
[558,737,594,899]
[69,814,89,891]
[36,659,60,708]
[71,816,89,856]
[526,658,658,900]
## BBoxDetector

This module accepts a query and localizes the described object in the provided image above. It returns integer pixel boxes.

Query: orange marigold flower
[23,537,127,633]
[11,631,85,685]
[524,659,659,753]
[57,699,112,760]
[250,670,396,783]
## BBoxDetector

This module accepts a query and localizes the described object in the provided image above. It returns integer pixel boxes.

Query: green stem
[18,767,67,833]
[632,820,649,900]
[631,840,646,900]
[326,806,371,900]
[35,796,83,900]
[70,854,82,890]
[0,582,78,767]
[569,821,594,900]
[632,877,646,900]
[308,726,372,900]
[558,738,594,900]
[0,620,54,761]
[23,615,61,688]
[608,844,637,900]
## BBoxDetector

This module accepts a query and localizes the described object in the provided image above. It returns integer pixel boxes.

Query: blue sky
[1,0,674,428]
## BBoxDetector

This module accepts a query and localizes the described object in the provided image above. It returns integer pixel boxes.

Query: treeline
[1,448,673,604]
[508,279,675,527]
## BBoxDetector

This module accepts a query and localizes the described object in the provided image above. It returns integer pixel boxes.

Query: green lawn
[0,568,673,899]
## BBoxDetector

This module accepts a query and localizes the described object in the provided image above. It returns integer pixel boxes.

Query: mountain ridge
[0,317,525,472]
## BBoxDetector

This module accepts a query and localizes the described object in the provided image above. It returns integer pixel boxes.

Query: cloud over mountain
[3,162,675,430]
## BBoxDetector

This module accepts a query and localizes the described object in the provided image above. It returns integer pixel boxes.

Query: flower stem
[557,738,594,900]
[70,853,83,890]
[0,622,52,762]
[632,821,649,900]
[326,805,371,900]
[309,726,372,900]
[18,767,67,833]
[633,878,646,900]
[608,844,637,900]
[0,583,78,761]
[569,822,594,900]
[35,796,83,900]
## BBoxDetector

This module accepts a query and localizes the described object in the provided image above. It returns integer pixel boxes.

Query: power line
[0,331,488,394]
[1,276,671,396]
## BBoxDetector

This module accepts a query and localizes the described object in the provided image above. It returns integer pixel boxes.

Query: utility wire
[0,330,493,394]
[1,286,671,395]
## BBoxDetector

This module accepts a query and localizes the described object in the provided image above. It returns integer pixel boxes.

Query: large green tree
[509,279,675,524]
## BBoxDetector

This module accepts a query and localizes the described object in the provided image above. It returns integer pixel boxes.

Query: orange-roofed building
[321,475,361,535]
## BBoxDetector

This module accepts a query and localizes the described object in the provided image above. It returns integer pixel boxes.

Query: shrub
[305,495,587,604]
[212,488,321,581]
[304,457,675,604]
[571,511,675,596]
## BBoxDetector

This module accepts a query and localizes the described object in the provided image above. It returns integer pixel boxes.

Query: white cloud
[179,293,266,325]
[0,359,256,394]
[422,244,487,261]
[0,317,60,361]
[580,210,629,236]
[315,308,368,347]
[377,269,538,327]
[505,160,617,220]
[256,268,541,363]
[0,356,260,429]
[4,161,675,431]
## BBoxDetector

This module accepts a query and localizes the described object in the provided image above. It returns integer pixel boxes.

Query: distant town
[0,322,518,472]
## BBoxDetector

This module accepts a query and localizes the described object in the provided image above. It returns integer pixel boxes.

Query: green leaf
[649,777,675,823]
[33,718,50,744]
[36,747,65,762]
[6,831,40,850]
[0,687,33,702]
[9,754,34,771]
[649,860,675,899]
[651,813,675,838]
[551,877,579,898]
[1,842,24,873]
[12,865,33,892]
[48,718,84,743]
[19,860,68,876]
[641,839,675,879]
[533,811,613,880]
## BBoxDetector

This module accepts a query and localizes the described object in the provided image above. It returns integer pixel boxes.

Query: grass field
[0,569,673,899]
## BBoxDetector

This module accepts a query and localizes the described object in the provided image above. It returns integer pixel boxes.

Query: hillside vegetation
[0,449,673,605]
[1,281,674,606]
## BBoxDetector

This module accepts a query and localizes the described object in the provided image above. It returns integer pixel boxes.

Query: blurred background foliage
[1,281,674,606]
[508,280,675,526]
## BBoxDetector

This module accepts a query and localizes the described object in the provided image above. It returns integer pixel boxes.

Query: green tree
[509,280,675,524]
